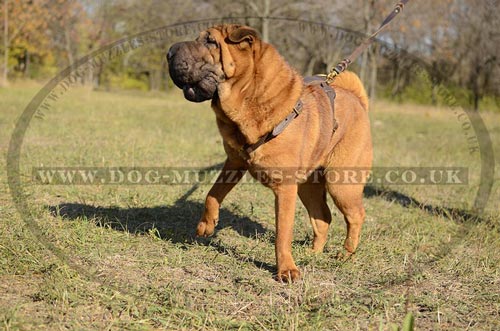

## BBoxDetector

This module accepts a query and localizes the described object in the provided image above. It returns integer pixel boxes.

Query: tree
[0,0,53,85]
[333,0,396,99]
[452,0,500,110]
[2,0,7,86]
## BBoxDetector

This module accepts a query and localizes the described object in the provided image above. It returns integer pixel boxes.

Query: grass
[0,83,499,330]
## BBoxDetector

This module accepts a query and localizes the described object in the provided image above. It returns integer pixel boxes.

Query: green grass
[1,83,499,330]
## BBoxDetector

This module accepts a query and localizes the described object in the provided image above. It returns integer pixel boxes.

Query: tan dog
[167,24,372,282]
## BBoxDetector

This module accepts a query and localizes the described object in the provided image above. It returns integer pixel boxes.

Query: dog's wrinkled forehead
[193,30,219,53]
[196,30,214,43]
[197,24,259,45]
[196,26,223,42]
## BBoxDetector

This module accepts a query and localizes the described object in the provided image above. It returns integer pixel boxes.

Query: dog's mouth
[179,72,219,103]
[167,42,223,103]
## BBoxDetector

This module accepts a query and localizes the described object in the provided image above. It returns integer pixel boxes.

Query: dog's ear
[228,26,259,44]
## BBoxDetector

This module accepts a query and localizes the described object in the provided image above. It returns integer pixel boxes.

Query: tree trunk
[360,50,368,87]
[1,0,8,87]
[304,56,315,76]
[84,67,94,87]
[65,28,74,67]
[469,60,482,111]
[162,59,169,92]
[359,0,372,86]
[473,91,480,111]
[368,45,378,99]
[391,61,402,99]
[431,83,438,106]
[261,0,271,43]
[471,72,480,111]
[96,64,103,88]
[23,49,29,77]
[149,70,161,91]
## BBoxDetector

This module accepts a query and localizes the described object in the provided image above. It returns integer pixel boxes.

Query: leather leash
[325,0,410,83]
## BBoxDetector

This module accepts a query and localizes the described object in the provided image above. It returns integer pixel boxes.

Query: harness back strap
[304,76,338,132]
[242,76,337,156]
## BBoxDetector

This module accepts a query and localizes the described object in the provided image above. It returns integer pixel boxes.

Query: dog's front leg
[196,158,247,237]
[273,184,300,282]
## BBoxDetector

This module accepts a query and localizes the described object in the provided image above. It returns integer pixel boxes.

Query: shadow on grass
[363,184,486,224]
[47,184,276,273]
[46,163,486,277]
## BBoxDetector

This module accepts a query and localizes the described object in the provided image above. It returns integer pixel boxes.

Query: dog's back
[331,71,369,112]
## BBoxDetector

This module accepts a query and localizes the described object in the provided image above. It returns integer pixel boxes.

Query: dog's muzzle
[167,41,220,103]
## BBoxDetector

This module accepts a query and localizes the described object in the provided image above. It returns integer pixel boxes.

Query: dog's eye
[206,36,218,48]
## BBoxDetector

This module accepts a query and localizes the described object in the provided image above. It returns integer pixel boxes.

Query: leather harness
[241,76,338,157]
[239,0,410,157]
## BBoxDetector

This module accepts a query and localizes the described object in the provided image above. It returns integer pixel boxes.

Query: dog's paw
[310,245,325,254]
[335,250,354,261]
[276,268,301,283]
[195,218,217,237]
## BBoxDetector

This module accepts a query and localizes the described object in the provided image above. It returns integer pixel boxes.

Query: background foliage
[1,0,499,111]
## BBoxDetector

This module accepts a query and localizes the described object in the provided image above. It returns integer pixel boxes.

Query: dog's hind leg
[324,103,372,256]
[298,173,332,253]
[326,182,366,256]
[324,147,372,256]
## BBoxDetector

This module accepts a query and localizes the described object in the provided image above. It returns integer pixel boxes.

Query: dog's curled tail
[330,71,369,111]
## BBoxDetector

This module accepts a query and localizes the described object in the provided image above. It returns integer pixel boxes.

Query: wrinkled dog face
[167,25,258,102]
[167,37,222,102]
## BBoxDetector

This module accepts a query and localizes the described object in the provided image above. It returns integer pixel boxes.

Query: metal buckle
[293,100,303,115]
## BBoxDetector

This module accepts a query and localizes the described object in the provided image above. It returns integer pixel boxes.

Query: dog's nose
[167,43,181,61]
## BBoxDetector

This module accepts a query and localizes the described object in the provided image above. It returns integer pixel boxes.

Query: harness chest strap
[241,77,338,157]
